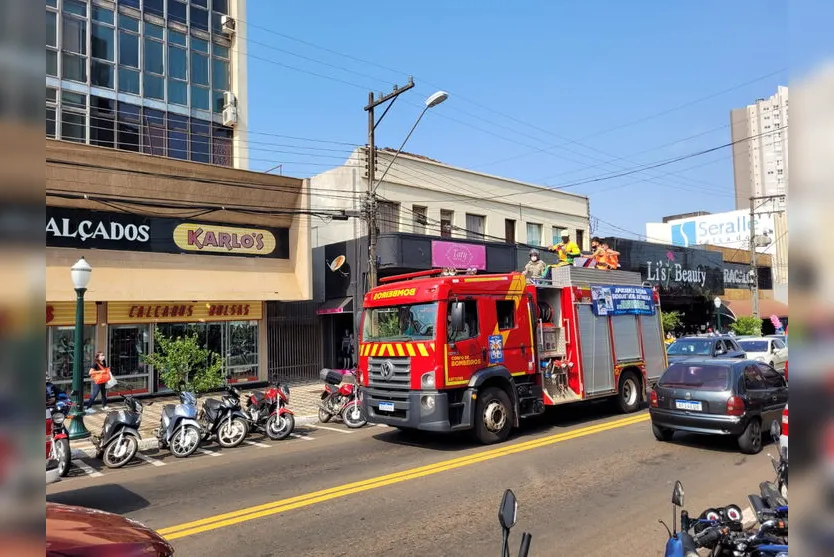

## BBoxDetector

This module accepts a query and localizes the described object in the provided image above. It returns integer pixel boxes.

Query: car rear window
[667,339,712,355]
[739,340,769,353]
[659,363,731,391]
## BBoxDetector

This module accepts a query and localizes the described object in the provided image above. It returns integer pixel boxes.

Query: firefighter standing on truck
[550,231,581,265]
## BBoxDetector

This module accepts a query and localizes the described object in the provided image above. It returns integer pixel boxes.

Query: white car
[737,337,788,373]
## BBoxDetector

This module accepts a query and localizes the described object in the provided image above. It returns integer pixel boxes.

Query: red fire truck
[357,265,668,444]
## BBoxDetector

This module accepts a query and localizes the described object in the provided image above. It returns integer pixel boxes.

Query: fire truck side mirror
[449,302,465,335]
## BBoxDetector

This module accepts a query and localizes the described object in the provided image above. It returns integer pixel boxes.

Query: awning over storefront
[726,298,788,319]
[317,297,353,315]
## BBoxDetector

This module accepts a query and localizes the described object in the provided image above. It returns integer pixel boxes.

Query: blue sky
[244,1,828,239]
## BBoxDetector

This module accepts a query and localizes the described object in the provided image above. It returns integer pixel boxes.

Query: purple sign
[431,241,486,270]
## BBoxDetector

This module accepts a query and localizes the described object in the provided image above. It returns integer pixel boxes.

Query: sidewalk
[68,381,323,458]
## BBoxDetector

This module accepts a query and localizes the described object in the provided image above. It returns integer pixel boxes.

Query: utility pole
[748,194,786,319]
[364,77,415,290]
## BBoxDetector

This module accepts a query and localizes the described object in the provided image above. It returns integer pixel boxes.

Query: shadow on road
[661,430,780,457]
[371,399,647,452]
[47,484,150,514]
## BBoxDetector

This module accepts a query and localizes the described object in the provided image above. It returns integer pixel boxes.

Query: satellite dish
[330,255,346,272]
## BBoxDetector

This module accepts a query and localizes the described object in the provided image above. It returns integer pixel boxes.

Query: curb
[70,415,320,460]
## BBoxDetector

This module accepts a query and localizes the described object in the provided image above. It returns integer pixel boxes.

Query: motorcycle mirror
[672,481,684,507]
[770,420,781,444]
[498,489,518,531]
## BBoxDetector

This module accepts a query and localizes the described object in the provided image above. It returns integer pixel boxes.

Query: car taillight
[726,396,745,416]
[781,407,788,438]
[649,390,659,408]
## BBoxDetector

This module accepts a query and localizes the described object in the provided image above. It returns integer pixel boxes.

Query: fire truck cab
[357,266,667,444]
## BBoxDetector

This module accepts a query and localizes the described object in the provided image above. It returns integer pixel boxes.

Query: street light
[68,257,92,440]
[713,296,722,334]
[371,90,449,194]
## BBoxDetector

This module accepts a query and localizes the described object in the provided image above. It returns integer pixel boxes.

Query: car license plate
[378,401,395,412]
[675,400,702,411]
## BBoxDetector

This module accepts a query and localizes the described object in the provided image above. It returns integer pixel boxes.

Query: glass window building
[46,0,247,168]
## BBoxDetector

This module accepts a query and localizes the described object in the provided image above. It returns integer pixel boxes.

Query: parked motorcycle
[199,384,249,448]
[91,394,148,468]
[498,489,532,557]
[47,386,73,477]
[245,382,295,441]
[659,481,699,557]
[155,390,202,458]
[318,368,366,428]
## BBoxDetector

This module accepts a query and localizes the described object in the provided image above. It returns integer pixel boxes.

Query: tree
[141,328,224,393]
[729,315,762,337]
[660,311,682,334]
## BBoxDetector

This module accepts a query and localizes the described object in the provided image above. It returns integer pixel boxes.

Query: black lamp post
[68,257,92,440]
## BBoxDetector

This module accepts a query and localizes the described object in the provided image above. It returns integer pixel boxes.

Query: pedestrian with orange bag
[85,351,111,413]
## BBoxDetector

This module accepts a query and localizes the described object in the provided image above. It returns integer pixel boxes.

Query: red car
[47,503,174,556]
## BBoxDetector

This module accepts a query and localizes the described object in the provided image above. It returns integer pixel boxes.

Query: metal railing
[266,301,323,383]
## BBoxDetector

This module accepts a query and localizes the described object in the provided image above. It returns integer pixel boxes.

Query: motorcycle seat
[204,398,223,412]
[250,391,265,404]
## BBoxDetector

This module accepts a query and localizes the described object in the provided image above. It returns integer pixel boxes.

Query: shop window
[496,300,515,330]
[191,85,210,110]
[168,0,188,25]
[109,324,151,394]
[143,108,167,156]
[191,6,209,30]
[92,24,115,61]
[47,325,96,385]
[212,57,229,90]
[117,102,141,152]
[526,223,542,246]
[190,118,211,162]
[90,96,115,148]
[168,113,189,160]
[191,51,209,85]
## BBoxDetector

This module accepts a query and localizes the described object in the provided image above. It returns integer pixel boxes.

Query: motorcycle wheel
[342,402,367,429]
[217,417,248,448]
[318,408,333,423]
[55,438,71,477]
[170,425,201,458]
[102,435,138,468]
[265,413,294,440]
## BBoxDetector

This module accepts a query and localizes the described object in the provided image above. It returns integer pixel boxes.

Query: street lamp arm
[371,105,429,195]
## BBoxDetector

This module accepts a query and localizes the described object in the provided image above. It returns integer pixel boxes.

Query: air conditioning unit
[222,105,238,127]
[223,91,237,108]
[221,15,236,35]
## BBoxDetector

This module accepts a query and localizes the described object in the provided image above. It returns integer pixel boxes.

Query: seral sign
[173,223,276,256]
[47,207,289,259]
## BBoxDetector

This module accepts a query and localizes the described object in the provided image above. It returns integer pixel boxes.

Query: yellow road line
[159,413,649,540]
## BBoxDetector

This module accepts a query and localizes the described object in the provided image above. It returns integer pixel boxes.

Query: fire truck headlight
[421,372,435,389]
[420,395,436,411]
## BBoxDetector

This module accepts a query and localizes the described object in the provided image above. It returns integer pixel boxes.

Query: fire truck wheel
[474,387,513,444]
[616,371,642,414]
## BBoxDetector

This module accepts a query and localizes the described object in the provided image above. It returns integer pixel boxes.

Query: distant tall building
[730,85,788,211]
[46,0,248,168]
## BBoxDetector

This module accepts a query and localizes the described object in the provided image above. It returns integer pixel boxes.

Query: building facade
[46,0,248,168]
[730,85,789,211]
[46,141,311,394]
[310,148,591,251]
[645,208,788,303]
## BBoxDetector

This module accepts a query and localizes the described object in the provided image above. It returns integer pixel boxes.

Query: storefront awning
[317,297,353,315]
[726,298,788,319]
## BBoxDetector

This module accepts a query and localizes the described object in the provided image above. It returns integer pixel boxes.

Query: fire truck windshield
[362,302,439,342]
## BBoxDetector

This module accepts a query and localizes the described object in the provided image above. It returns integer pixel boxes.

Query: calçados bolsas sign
[46,207,289,258]
[590,285,656,317]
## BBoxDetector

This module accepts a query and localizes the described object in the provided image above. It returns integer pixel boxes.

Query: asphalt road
[47,402,778,556]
